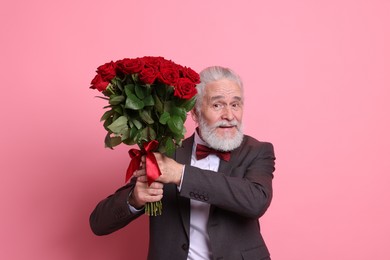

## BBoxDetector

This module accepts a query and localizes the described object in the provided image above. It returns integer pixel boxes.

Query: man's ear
[191,109,199,123]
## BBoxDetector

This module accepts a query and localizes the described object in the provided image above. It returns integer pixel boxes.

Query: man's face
[195,79,244,151]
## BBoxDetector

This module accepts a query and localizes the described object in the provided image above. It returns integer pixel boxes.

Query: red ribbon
[125,140,161,186]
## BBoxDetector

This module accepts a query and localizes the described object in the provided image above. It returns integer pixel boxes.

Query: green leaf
[122,138,137,146]
[139,128,149,142]
[124,84,135,96]
[103,117,113,131]
[167,115,184,134]
[159,112,170,125]
[181,96,196,112]
[131,118,143,129]
[138,126,157,142]
[129,127,138,140]
[110,136,122,148]
[164,138,175,156]
[112,112,120,122]
[139,110,154,124]
[109,95,125,105]
[113,105,123,115]
[135,84,146,99]
[120,128,130,141]
[111,77,123,91]
[122,127,139,145]
[100,110,114,121]
[145,85,152,96]
[104,133,122,149]
[153,94,163,113]
[107,116,128,134]
[175,132,185,142]
[170,106,187,121]
[163,100,173,113]
[125,94,144,110]
[143,95,155,106]
[147,126,157,140]
[104,132,113,149]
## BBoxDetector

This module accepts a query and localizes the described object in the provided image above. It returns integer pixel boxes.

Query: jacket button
[181,243,189,251]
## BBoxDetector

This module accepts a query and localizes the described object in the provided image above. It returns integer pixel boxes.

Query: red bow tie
[196,144,231,161]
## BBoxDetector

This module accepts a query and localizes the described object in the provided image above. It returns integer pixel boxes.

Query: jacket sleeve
[89,179,144,235]
[179,140,275,219]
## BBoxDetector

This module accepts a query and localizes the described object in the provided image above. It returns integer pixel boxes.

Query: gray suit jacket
[90,134,275,260]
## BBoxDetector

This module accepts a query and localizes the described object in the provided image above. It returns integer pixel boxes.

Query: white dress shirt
[186,131,220,260]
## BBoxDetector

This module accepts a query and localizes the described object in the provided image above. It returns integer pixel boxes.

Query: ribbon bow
[196,144,231,161]
[126,140,161,185]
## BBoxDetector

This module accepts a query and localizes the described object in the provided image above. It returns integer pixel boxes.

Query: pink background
[1,0,389,259]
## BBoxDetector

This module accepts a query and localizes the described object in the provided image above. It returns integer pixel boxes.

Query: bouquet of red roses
[90,56,199,215]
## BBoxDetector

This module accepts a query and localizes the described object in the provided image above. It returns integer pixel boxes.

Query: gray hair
[195,66,243,113]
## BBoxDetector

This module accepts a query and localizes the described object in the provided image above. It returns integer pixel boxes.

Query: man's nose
[221,106,234,121]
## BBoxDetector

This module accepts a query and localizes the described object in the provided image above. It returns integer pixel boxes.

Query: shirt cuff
[177,165,185,192]
[127,191,144,213]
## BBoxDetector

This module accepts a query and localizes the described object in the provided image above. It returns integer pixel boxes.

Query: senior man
[90,66,276,260]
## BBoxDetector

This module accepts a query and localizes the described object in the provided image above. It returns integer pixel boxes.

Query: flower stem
[145,201,162,216]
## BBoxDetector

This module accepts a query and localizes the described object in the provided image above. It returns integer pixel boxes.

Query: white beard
[198,117,244,152]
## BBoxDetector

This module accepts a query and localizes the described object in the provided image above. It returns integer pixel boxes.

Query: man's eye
[231,103,241,110]
[213,103,223,110]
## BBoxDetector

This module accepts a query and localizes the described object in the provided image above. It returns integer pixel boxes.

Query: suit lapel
[217,141,242,175]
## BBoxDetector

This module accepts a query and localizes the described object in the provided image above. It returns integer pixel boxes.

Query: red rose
[142,56,164,68]
[158,62,180,85]
[97,61,117,81]
[116,58,145,74]
[181,66,200,84]
[173,78,197,100]
[139,66,159,84]
[90,74,109,92]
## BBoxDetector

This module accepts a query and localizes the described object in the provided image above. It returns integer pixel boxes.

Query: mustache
[213,120,239,127]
